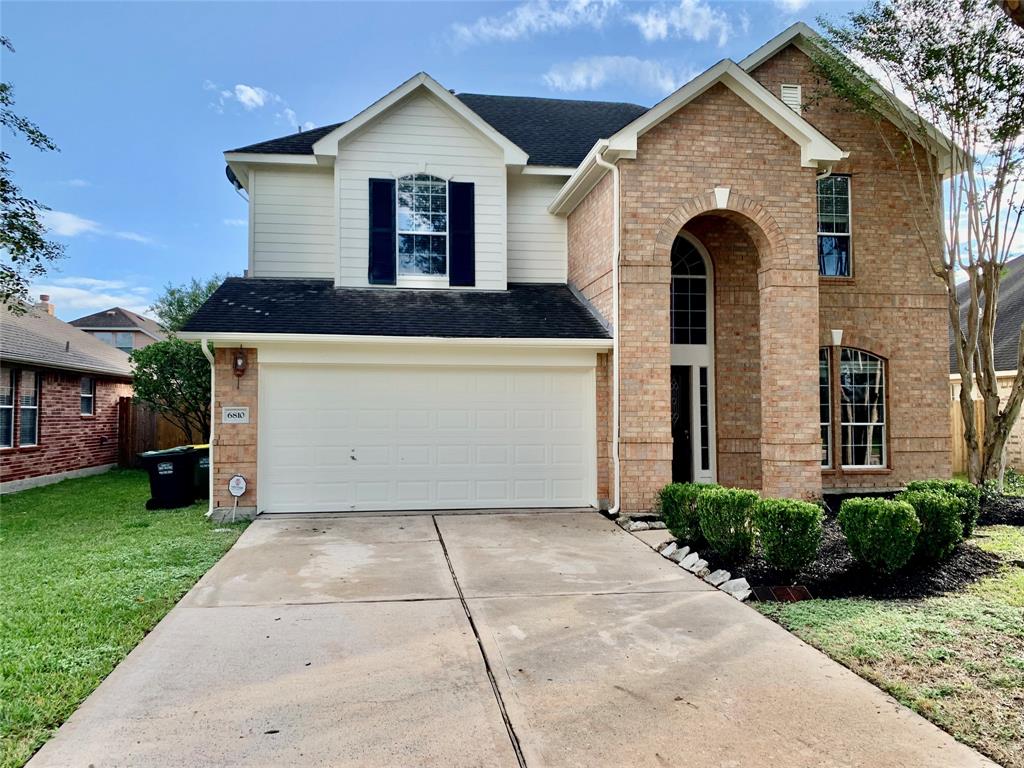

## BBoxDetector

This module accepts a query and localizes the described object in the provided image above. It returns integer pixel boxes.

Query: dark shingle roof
[950,255,1024,372]
[182,278,610,340]
[1,304,133,377]
[227,94,649,167]
[70,306,165,338]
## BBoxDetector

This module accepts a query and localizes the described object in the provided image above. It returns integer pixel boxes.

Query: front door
[671,365,693,483]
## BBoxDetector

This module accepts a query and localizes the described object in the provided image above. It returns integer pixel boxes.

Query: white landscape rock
[684,558,708,574]
[670,546,691,563]
[680,552,701,570]
[720,578,751,600]
[647,520,668,530]
[704,569,731,587]
[626,520,651,532]
[660,542,678,558]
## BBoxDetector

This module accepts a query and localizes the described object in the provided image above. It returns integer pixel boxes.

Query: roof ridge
[458,92,649,110]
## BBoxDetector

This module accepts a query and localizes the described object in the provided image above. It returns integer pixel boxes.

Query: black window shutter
[448,181,475,287]
[368,178,396,285]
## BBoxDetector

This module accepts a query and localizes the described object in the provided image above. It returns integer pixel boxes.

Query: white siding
[251,166,335,279]
[507,174,567,283]
[336,90,507,289]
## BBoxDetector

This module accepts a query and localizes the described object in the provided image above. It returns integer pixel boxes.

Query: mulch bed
[979,494,1024,526]
[720,514,1004,600]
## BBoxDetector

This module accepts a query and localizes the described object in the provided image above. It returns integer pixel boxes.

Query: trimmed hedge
[697,487,760,561]
[838,497,921,574]
[753,498,823,575]
[897,489,965,562]
[657,482,718,543]
[905,479,980,539]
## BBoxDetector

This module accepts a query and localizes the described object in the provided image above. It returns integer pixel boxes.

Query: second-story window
[817,175,851,277]
[397,174,447,277]
[115,332,133,353]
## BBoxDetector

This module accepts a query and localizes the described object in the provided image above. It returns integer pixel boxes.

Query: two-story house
[182,23,952,517]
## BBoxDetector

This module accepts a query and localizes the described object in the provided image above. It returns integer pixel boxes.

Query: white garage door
[259,365,596,513]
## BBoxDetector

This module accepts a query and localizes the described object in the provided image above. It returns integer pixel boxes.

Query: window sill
[396,276,449,289]
[819,275,854,283]
[835,466,892,475]
[2,444,42,454]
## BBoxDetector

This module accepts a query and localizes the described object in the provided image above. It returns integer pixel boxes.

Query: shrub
[657,483,718,543]
[838,497,921,574]
[697,487,760,561]
[905,479,980,538]
[897,489,965,562]
[753,498,824,575]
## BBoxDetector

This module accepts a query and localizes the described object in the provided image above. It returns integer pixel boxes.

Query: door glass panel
[699,367,710,471]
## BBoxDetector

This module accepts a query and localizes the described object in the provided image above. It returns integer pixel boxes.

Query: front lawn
[0,470,247,768]
[759,525,1024,768]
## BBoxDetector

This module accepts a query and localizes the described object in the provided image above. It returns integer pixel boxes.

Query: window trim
[395,173,449,286]
[80,376,96,416]
[0,366,13,449]
[819,348,832,469]
[817,174,853,279]
[18,370,40,448]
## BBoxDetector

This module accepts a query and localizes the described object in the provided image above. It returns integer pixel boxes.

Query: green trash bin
[138,446,196,510]
[191,444,210,499]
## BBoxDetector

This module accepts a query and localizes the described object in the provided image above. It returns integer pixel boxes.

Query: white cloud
[223,218,247,227]
[451,0,618,46]
[205,80,315,131]
[627,0,733,46]
[42,210,158,247]
[544,56,697,94]
[61,178,91,188]
[774,0,809,11]
[33,276,153,317]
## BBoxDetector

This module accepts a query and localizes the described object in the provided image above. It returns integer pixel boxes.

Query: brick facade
[566,47,949,510]
[211,348,259,511]
[0,369,131,487]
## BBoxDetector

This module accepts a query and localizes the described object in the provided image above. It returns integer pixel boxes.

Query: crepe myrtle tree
[130,338,211,444]
[812,0,1024,486]
[149,274,226,332]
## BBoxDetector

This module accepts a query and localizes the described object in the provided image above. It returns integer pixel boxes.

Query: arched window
[820,347,887,469]
[397,174,447,276]
[670,236,707,345]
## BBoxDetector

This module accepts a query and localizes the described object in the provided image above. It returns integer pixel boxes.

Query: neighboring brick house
[181,23,953,517]
[1,298,133,493]
[70,305,165,353]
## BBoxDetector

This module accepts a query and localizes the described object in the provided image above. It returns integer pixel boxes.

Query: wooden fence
[117,397,196,467]
[950,399,986,476]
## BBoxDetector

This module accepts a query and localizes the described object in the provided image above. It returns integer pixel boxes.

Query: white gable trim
[741,22,954,174]
[549,59,847,215]
[310,72,529,166]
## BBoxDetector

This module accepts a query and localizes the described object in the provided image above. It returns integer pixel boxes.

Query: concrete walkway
[30,512,994,767]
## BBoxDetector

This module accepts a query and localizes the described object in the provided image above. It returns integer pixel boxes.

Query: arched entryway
[669,233,716,483]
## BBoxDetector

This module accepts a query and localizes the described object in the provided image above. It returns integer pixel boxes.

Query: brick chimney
[38,294,55,315]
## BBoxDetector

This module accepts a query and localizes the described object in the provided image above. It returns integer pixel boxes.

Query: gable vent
[780,84,802,113]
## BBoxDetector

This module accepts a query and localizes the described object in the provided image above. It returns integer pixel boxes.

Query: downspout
[594,142,621,517]
[200,338,215,517]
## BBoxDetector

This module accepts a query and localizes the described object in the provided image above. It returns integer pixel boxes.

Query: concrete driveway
[30,511,994,767]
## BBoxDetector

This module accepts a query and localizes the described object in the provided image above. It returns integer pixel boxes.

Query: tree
[1,37,65,312]
[149,274,226,331]
[812,0,1024,486]
[131,338,211,443]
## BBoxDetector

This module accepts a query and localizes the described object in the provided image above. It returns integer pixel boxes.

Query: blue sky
[3,0,859,320]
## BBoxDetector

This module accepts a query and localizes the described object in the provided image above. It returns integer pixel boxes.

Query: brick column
[212,347,258,513]
[758,267,822,499]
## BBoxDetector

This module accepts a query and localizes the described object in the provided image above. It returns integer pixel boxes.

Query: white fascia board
[179,331,612,349]
[740,22,954,174]
[521,165,576,176]
[309,73,530,167]
[223,153,318,193]
[548,140,625,216]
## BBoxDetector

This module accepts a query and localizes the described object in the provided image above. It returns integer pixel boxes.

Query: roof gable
[310,73,529,166]
[70,306,165,339]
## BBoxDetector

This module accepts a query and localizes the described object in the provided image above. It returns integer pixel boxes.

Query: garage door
[259,365,596,513]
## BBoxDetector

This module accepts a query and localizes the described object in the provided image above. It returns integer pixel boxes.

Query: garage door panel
[260,365,594,513]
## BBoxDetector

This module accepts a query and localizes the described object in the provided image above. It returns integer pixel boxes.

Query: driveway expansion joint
[432,515,528,768]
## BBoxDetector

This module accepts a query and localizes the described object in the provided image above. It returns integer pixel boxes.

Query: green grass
[759,525,1024,768]
[0,470,247,768]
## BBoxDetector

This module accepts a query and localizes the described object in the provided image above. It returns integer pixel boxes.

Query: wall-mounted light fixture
[830,328,844,347]
[232,348,248,383]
